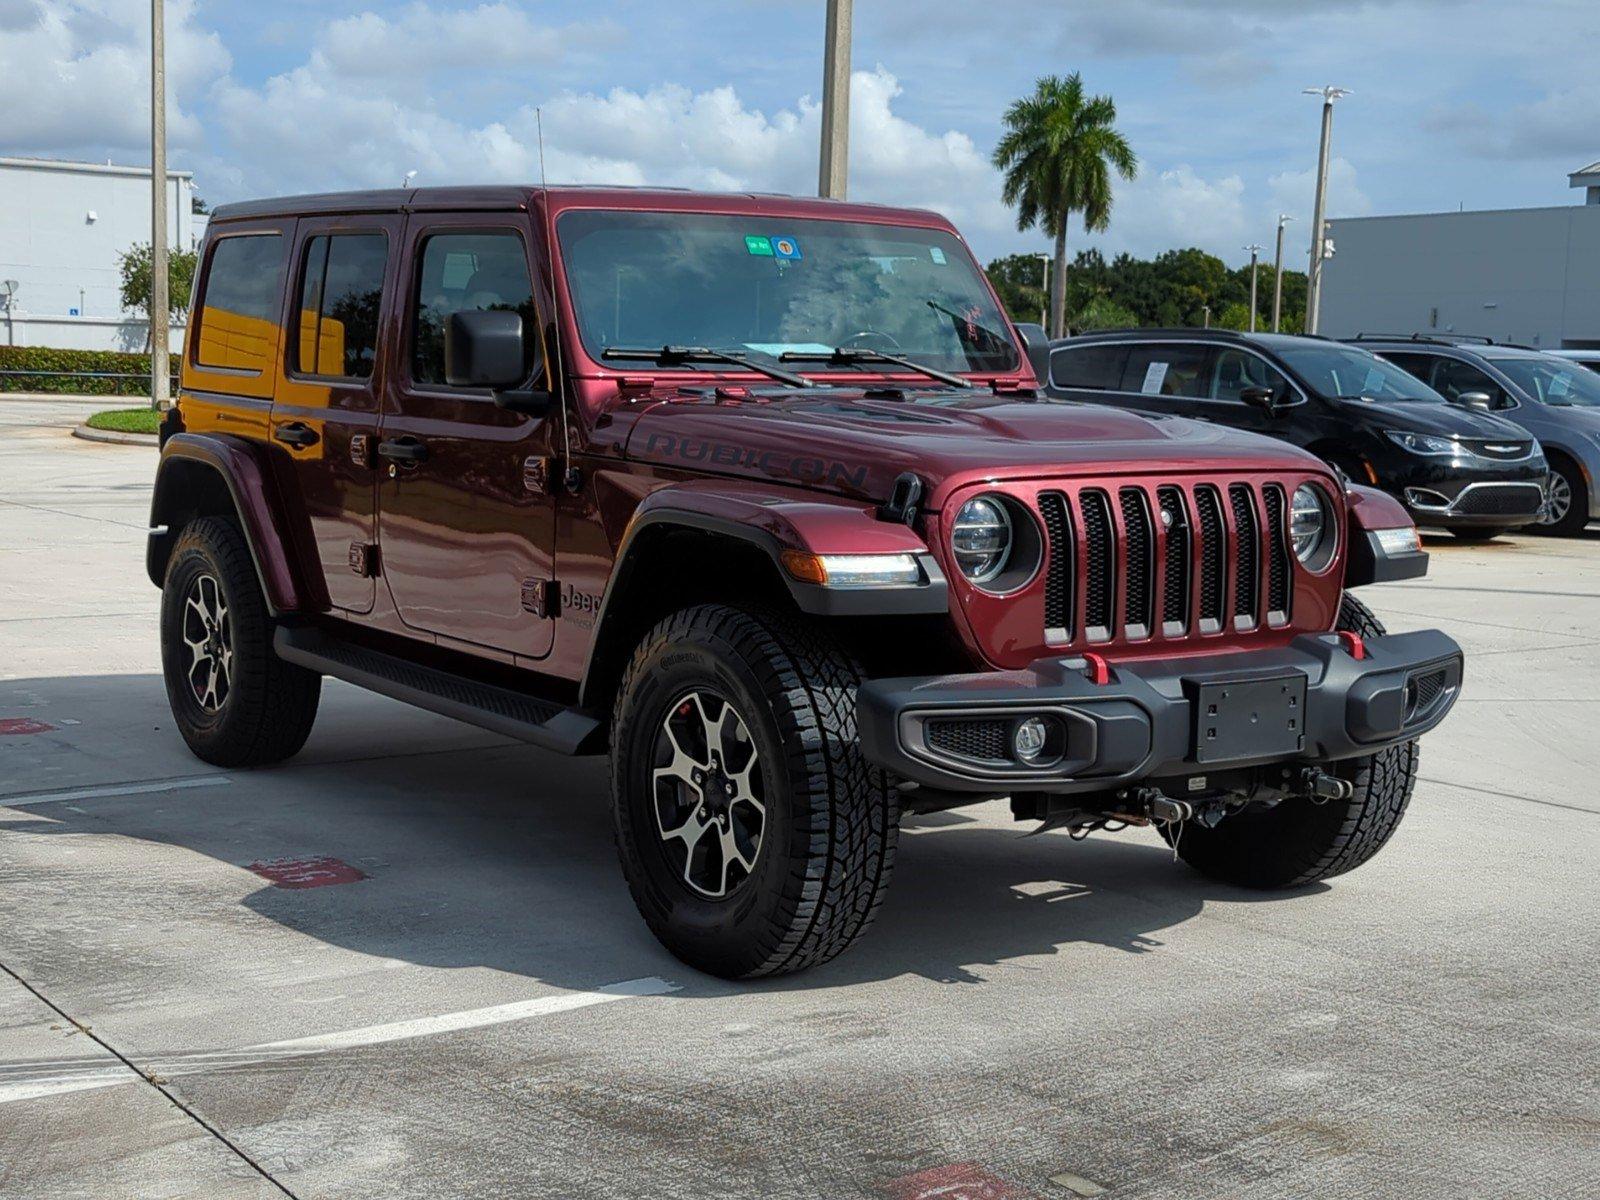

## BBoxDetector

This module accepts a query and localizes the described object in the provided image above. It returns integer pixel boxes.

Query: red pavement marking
[248,857,368,889]
[883,1163,1031,1200]
[0,718,57,736]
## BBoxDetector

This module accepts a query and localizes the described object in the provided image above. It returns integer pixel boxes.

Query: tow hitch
[1288,766,1355,804]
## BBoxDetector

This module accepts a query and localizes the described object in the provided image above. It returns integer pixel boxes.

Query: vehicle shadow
[1,673,1320,998]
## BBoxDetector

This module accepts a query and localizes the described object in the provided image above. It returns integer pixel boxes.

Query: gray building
[0,156,205,351]
[1318,163,1600,350]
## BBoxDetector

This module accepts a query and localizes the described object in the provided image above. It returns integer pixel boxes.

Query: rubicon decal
[641,433,867,491]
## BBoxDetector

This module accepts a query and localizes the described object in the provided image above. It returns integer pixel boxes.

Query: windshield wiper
[602,345,815,389]
[778,346,974,389]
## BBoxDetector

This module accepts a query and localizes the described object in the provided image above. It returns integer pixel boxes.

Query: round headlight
[1290,484,1333,567]
[951,496,1013,584]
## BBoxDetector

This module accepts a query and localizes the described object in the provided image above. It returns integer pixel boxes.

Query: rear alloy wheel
[1535,461,1588,537]
[610,604,898,979]
[1163,594,1418,888]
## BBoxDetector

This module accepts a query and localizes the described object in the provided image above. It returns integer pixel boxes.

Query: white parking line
[0,775,231,809]
[0,976,678,1106]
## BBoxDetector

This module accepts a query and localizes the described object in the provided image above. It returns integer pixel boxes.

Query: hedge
[0,346,180,396]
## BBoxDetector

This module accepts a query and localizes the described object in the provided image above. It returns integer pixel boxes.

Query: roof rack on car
[1350,332,1494,345]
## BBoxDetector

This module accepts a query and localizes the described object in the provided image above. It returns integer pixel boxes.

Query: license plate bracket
[1193,674,1307,764]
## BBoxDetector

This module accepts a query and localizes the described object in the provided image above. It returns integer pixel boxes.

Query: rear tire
[1164,593,1418,888]
[609,604,898,978]
[160,516,321,767]
[1533,457,1589,537]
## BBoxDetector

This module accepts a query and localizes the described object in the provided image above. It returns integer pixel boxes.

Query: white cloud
[1268,157,1372,222]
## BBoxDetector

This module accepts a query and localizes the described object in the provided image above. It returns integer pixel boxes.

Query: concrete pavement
[2,400,1597,1199]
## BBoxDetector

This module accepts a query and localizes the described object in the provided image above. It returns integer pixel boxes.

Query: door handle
[377,437,428,464]
[274,421,320,449]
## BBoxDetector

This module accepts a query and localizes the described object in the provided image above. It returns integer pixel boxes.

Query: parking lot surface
[2,398,1597,1199]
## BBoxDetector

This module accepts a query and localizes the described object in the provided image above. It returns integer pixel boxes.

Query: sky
[4,0,1598,267]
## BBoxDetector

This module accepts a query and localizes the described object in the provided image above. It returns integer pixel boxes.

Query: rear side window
[1208,348,1293,405]
[1050,344,1128,391]
[295,233,389,379]
[196,235,284,372]
[1119,344,1209,398]
[411,233,537,387]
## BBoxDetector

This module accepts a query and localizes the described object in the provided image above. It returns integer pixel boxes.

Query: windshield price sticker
[1551,374,1571,397]
[772,235,802,261]
[930,247,947,265]
[745,235,774,257]
[1363,367,1387,394]
[1141,361,1170,394]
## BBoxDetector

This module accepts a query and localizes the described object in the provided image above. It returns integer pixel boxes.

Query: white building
[1318,163,1600,350]
[0,156,206,352]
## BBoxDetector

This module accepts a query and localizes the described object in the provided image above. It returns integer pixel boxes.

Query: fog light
[1013,717,1050,764]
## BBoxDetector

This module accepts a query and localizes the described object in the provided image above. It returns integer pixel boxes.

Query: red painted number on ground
[884,1163,1029,1200]
[0,718,57,736]
[248,857,368,889]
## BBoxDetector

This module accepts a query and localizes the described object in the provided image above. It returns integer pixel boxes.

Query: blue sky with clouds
[5,0,1597,266]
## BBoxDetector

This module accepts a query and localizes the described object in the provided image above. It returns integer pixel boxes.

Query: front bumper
[857,630,1463,794]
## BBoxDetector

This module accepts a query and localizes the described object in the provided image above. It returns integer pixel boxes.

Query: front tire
[160,516,321,767]
[1534,458,1589,537]
[609,605,898,978]
[1164,594,1418,888]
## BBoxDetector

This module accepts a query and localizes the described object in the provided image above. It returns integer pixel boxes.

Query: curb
[72,424,159,447]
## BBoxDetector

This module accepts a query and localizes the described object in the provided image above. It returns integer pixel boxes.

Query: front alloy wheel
[651,691,766,899]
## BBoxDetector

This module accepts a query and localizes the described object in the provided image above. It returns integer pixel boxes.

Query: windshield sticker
[1141,361,1170,394]
[1363,367,1386,394]
[929,247,947,265]
[744,235,774,257]
[743,342,834,357]
[771,235,802,261]
[1550,373,1572,397]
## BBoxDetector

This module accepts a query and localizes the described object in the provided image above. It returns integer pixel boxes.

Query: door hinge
[521,578,560,618]
[522,455,552,494]
[350,433,372,469]
[349,542,380,577]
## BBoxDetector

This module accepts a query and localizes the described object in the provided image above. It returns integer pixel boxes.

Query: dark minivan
[1044,329,1548,540]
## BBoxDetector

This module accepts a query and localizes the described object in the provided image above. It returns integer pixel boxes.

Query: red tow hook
[1337,630,1367,661]
[1083,651,1112,685]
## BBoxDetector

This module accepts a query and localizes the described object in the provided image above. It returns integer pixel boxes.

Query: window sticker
[771,235,802,261]
[743,342,834,357]
[1550,373,1572,397]
[929,247,947,265]
[744,235,774,257]
[1141,361,1170,394]
[1362,366,1386,394]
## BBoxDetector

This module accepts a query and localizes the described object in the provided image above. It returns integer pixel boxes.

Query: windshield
[556,210,1018,376]
[1485,355,1600,407]
[1275,344,1443,401]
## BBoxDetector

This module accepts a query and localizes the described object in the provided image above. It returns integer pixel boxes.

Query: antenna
[536,108,573,483]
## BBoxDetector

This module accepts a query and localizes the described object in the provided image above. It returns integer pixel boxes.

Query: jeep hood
[620,388,1328,505]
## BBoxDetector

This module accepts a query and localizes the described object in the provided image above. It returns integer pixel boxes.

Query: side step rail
[274,625,605,756]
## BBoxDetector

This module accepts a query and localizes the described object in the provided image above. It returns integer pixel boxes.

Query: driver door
[375,216,557,659]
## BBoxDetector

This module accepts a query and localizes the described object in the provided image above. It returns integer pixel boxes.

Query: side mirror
[445,310,551,415]
[1239,385,1280,417]
[1456,390,1493,411]
[1012,321,1052,385]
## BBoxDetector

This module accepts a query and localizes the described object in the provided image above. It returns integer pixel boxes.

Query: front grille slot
[1228,483,1260,628]
[1079,490,1115,641]
[1157,486,1190,633]
[1262,484,1291,622]
[1038,491,1073,642]
[1119,488,1154,638]
[1194,486,1227,632]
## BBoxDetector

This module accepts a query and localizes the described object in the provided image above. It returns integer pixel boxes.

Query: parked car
[149,187,1463,978]
[1546,349,1600,373]
[1043,329,1548,541]
[1350,335,1600,536]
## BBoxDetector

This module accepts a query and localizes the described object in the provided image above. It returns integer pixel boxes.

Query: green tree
[117,242,198,348]
[984,253,1050,325]
[993,73,1137,338]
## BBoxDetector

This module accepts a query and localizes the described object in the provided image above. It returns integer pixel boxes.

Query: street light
[1302,85,1350,335]
[150,0,170,411]
[1,280,18,348]
[1244,244,1263,332]
[1035,253,1051,328]
[818,0,852,199]
[1272,214,1294,332]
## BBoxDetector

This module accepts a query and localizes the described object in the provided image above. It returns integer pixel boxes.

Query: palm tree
[993,74,1137,338]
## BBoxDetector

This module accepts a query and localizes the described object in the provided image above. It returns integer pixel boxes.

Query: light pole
[1035,253,1051,327]
[1302,85,1350,335]
[2,281,18,347]
[1244,244,1263,332]
[1272,214,1294,332]
[818,0,852,199]
[150,0,170,411]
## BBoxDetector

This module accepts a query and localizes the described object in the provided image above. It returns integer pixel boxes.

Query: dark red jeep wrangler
[150,186,1462,977]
